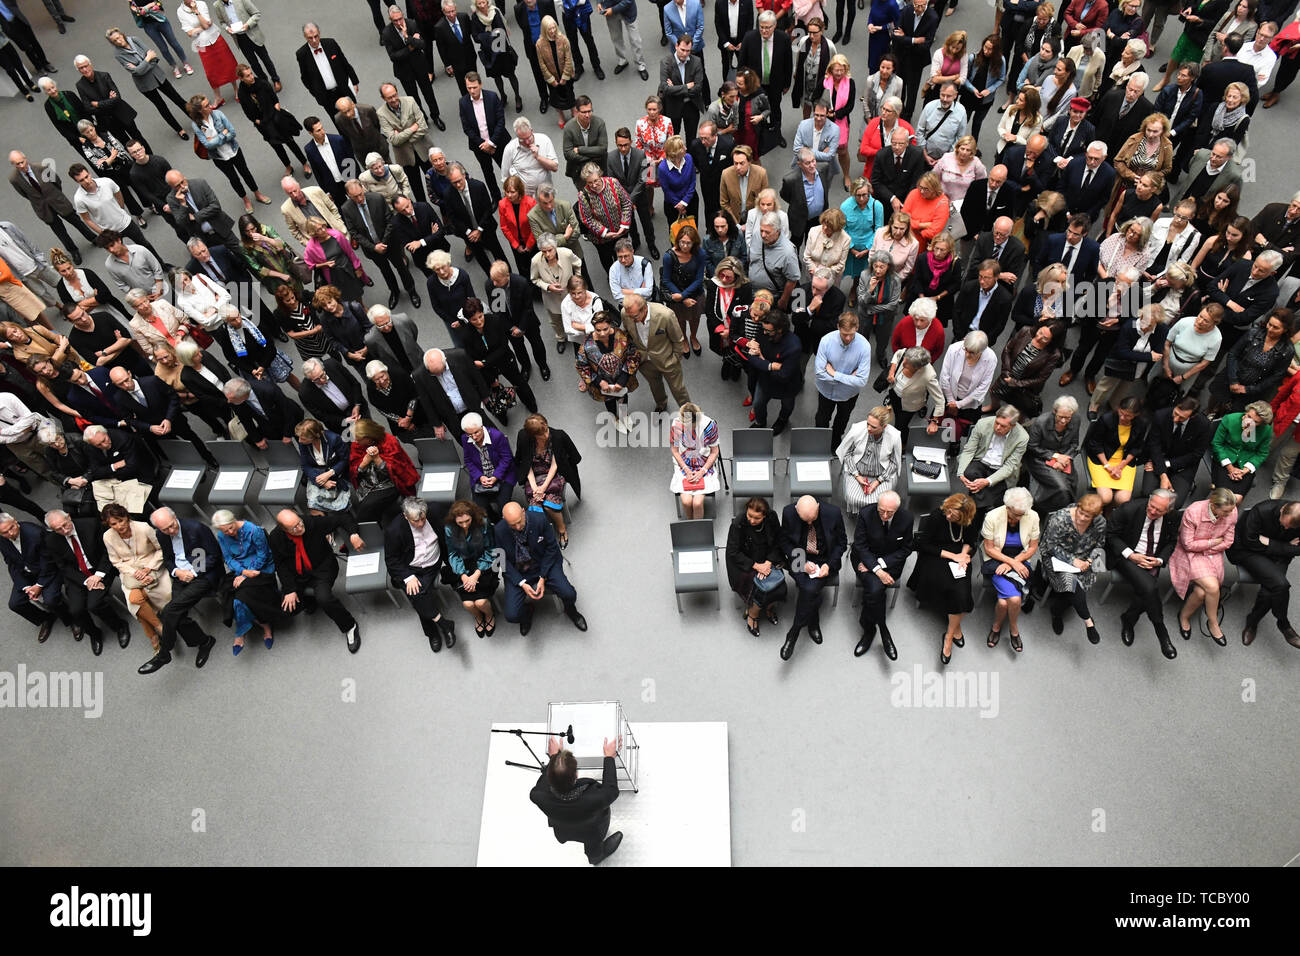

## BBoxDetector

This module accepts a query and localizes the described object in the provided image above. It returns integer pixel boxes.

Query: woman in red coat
[857,98,915,180]
[498,174,538,278]
[349,418,419,524]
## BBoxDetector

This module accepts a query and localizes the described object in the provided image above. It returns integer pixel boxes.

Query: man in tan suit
[621,293,691,412]
[377,82,435,204]
[718,146,769,226]
[528,184,587,270]
[279,177,343,244]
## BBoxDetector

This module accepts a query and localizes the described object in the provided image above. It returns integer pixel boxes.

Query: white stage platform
[476,721,731,866]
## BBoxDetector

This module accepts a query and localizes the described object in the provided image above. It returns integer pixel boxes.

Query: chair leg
[888,585,900,609]
[831,583,839,608]
[675,591,683,614]
[714,588,719,609]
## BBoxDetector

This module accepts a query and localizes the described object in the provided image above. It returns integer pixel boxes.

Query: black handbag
[911,459,942,479]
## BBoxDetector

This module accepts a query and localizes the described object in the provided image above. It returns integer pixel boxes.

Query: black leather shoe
[37,619,53,643]
[638,68,649,80]
[540,100,549,114]
[1086,625,1101,645]
[539,365,551,381]
[881,626,897,660]
[520,617,533,636]
[614,62,629,75]
[1178,620,1192,640]
[660,35,669,46]
[72,625,83,642]
[90,632,103,656]
[1157,629,1177,660]
[592,831,623,864]
[62,14,76,21]
[854,628,875,657]
[1050,610,1064,635]
[409,290,422,308]
[1283,624,1300,649]
[195,636,215,668]
[594,66,606,81]
[807,623,822,644]
[441,619,456,649]
[428,627,443,652]
[1242,620,1258,646]
[780,628,798,660]
[568,610,588,631]
[70,249,83,266]
[556,340,567,355]
[432,115,446,132]
[1120,615,1135,646]
[117,623,131,649]
[952,633,964,648]
[772,418,789,436]
[387,289,400,308]
[345,624,361,653]
[137,652,172,675]
[1022,592,1036,614]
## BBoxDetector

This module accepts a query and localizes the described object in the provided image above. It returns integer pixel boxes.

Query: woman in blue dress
[980,487,1040,653]
[866,0,901,73]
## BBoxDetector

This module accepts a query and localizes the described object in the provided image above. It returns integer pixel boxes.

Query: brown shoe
[1085,379,1097,394]
[1264,93,1281,109]
[1058,371,1074,386]
[1242,621,1257,646]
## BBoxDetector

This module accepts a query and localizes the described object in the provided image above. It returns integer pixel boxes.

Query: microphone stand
[491,726,573,772]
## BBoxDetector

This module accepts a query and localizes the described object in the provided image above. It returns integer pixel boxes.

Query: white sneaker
[1271,482,1288,500]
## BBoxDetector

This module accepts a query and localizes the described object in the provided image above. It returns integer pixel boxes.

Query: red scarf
[289,534,311,574]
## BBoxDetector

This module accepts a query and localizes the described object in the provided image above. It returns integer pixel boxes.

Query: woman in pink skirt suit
[1169,487,1238,646]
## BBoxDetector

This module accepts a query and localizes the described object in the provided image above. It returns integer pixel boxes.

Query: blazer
[718,164,769,225]
[952,280,1013,342]
[44,89,91,146]
[659,53,708,114]
[1154,84,1204,141]
[280,186,344,244]
[1197,57,1258,123]
[298,427,349,485]
[1055,157,1116,224]
[1176,152,1243,204]
[1102,318,1170,380]
[299,358,366,433]
[176,361,232,425]
[1227,500,1300,561]
[561,117,609,183]
[1149,408,1213,479]
[340,191,397,258]
[980,505,1041,554]
[442,179,499,241]
[112,33,171,92]
[75,70,138,127]
[364,316,424,371]
[268,512,359,592]
[724,509,784,593]
[304,133,356,197]
[514,423,582,498]
[8,167,77,224]
[111,375,180,432]
[384,513,440,586]
[210,0,267,45]
[103,519,167,586]
[210,318,278,378]
[530,756,620,840]
[527,198,584,257]
[460,90,511,157]
[391,200,447,258]
[61,366,125,427]
[869,146,927,211]
[535,32,576,84]
[608,146,652,208]
[957,417,1029,489]
[1094,88,1154,156]
[779,168,830,243]
[1207,260,1279,332]
[1043,117,1096,162]
[1,522,60,591]
[154,517,225,586]
[959,178,1017,238]
[462,426,517,487]
[84,428,155,484]
[892,4,940,61]
[622,302,686,369]
[41,519,117,589]
[1084,410,1154,467]
[965,232,1027,289]
[1105,498,1181,565]
[850,505,915,577]
[433,13,480,76]
[1026,409,1081,462]
[335,104,390,163]
[779,500,847,573]
[1036,232,1101,284]
[714,0,754,54]
[232,375,303,445]
[1001,144,1058,218]
[739,28,794,87]
[377,95,435,168]
[493,508,563,585]
[1212,411,1272,469]
[998,326,1061,392]
[168,177,237,245]
[412,349,490,429]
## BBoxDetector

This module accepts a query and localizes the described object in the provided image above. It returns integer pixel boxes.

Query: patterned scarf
[1210,101,1246,138]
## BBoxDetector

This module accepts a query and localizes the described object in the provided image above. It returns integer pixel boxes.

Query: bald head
[1026,134,1048,159]
[165,169,185,189]
[796,495,820,523]
[423,348,446,375]
[276,509,306,536]
[502,501,526,530]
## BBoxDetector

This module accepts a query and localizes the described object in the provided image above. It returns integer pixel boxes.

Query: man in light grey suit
[363,305,425,373]
[791,101,839,177]
[210,0,279,86]
[377,83,436,211]
[0,220,61,302]
[659,36,707,144]
[1176,139,1244,205]
[956,405,1029,513]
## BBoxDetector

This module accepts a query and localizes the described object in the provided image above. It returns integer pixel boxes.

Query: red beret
[1069,97,1092,112]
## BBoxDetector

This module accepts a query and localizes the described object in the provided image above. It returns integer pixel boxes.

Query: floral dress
[635,114,673,186]
[528,441,566,510]
[1040,506,1108,594]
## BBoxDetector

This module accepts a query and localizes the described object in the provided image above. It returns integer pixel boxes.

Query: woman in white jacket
[1141,198,1202,282]
[837,404,903,515]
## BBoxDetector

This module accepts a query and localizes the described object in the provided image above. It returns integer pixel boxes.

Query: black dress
[725,511,788,608]
[907,511,979,614]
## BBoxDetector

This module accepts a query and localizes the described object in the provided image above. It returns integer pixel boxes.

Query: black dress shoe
[1086,625,1101,645]
[138,652,172,675]
[441,619,456,649]
[195,636,215,668]
[1157,630,1177,660]
[62,15,75,21]
[593,65,606,81]
[780,628,798,660]
[428,627,443,652]
[1178,620,1192,640]
[539,365,551,381]
[70,249,83,266]
[90,632,103,656]
[556,340,567,355]
[771,418,789,436]
[56,21,66,33]
[613,62,629,75]
[854,630,874,657]
[514,94,524,111]
[520,617,533,636]
[1120,615,1135,646]
[1283,624,1300,649]
[388,289,401,308]
[409,290,422,308]
[117,623,131,649]
[432,115,446,132]
[540,100,549,114]
[568,610,589,631]
[648,244,661,259]
[638,68,649,81]
[574,66,585,81]
[72,625,83,642]
[1242,620,1258,646]
[592,831,623,864]
[779,136,788,148]
[37,619,53,643]
[880,627,897,660]
[345,624,361,653]
[1050,610,1064,635]
[807,623,822,644]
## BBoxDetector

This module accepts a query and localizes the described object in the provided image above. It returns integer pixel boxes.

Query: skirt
[842,471,895,515]
[550,80,576,111]
[1087,455,1137,491]
[670,461,721,494]
[1170,34,1205,65]
[197,37,238,88]
[453,567,500,602]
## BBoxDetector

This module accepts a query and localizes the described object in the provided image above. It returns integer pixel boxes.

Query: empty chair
[156,440,213,516]
[206,440,258,509]
[729,429,775,513]
[670,520,720,612]
[342,520,399,607]
[258,440,304,510]
[414,437,463,509]
[787,427,834,498]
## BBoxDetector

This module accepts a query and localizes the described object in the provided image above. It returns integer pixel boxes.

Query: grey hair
[223,378,252,401]
[185,237,209,252]
[365,360,388,379]
[366,303,392,322]
[1150,488,1179,504]
[1128,72,1149,91]
[460,411,484,432]
[1245,399,1275,425]
[428,146,445,160]
[1003,487,1034,511]
[150,507,177,528]
[37,424,61,444]
[902,346,930,369]
[910,297,938,321]
[302,22,319,35]
[614,238,634,253]
[364,152,385,166]
[82,424,108,442]
[758,10,776,25]
[220,303,241,319]
[879,490,902,508]
[1258,250,1284,272]
[76,119,96,135]
[0,512,16,526]
[995,404,1021,423]
[302,358,325,377]
[580,161,602,180]
[512,116,533,136]
[44,509,69,529]
[401,496,428,520]
[537,233,558,250]
[1052,394,1080,415]
[1213,137,1237,153]
[449,161,468,178]
[798,147,815,163]
[868,250,894,269]
[38,76,56,92]
[125,287,150,305]
[812,266,833,282]
[537,184,556,200]
[211,509,237,527]
[174,340,202,366]
[1088,140,1108,158]
[759,211,781,230]
[963,330,988,353]
[74,55,91,67]
[882,95,903,113]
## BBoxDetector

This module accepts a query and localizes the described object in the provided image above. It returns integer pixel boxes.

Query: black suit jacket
[1056,156,1117,223]
[211,320,279,378]
[41,519,117,590]
[340,192,398,258]
[1149,408,1213,479]
[412,348,490,430]
[168,177,238,245]
[459,90,510,155]
[892,6,940,61]
[965,232,1027,292]
[607,146,651,207]
[269,512,359,591]
[715,0,754,54]
[304,133,356,198]
[1198,59,1259,123]
[112,375,180,432]
[488,274,540,332]
[9,167,77,223]
[390,201,446,257]
[1001,145,1057,218]
[850,506,915,577]
[442,179,498,240]
[296,39,359,107]
[530,754,620,840]
[382,21,428,74]
[232,376,303,445]
[84,428,155,484]
[1095,89,1154,156]
[1105,498,1181,566]
[364,315,425,370]
[155,517,225,587]
[433,13,480,75]
[779,501,847,574]
[659,51,708,114]
[185,243,250,285]
[1044,117,1095,162]
[513,0,560,61]
[383,513,439,584]
[688,134,735,208]
[960,178,1017,238]
[780,168,830,242]
[870,145,926,210]
[61,366,123,428]
[953,280,1014,342]
[300,357,368,433]
[494,508,562,585]
[1228,500,1300,561]
[1208,260,1279,333]
[739,29,793,87]
[1,522,61,591]
[179,359,233,424]
[1036,232,1101,284]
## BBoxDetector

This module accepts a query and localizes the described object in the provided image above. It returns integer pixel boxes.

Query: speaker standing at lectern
[531,734,624,865]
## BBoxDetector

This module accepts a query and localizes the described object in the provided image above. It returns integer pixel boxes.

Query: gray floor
[1,1,1298,867]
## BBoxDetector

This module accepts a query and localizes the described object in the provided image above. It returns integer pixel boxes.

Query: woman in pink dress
[823,54,855,192]
[1169,487,1237,646]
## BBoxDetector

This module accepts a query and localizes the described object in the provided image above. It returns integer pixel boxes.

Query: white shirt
[218,0,244,32]
[74,178,130,231]
[408,519,440,572]
[313,136,343,183]
[727,0,740,36]
[200,115,236,162]
[1237,42,1278,86]
[500,133,558,196]
[319,378,349,409]
[176,2,222,47]
[1123,513,1165,560]
[309,43,337,90]
[983,431,1008,469]
[176,274,232,330]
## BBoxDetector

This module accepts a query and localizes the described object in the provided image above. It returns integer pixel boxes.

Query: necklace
[948,521,962,543]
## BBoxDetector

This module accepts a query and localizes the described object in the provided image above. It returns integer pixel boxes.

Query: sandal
[1009,632,1023,653]
[987,628,1001,648]
[746,614,761,636]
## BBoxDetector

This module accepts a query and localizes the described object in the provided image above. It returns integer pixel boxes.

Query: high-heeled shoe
[1178,620,1192,640]
[745,614,761,636]
[941,633,951,665]
[691,342,702,356]
[953,632,965,648]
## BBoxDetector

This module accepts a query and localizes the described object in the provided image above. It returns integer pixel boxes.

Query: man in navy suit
[851,491,913,660]
[443,163,509,275]
[870,127,927,213]
[0,512,69,643]
[1001,134,1056,219]
[1155,64,1204,172]
[459,74,510,203]
[495,501,587,636]
[779,495,846,661]
[1044,98,1095,164]
[107,367,216,467]
[1057,142,1117,223]
[960,167,1016,240]
[384,496,458,652]
[184,237,250,289]
[1036,214,1102,285]
[1208,254,1282,352]
[52,364,124,428]
[303,116,357,206]
[137,507,220,673]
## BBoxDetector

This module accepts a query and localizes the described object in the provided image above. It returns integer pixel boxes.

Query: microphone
[566,725,575,744]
